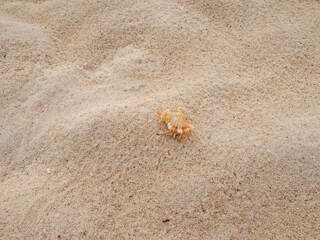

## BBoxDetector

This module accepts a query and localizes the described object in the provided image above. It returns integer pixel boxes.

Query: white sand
[1,0,320,239]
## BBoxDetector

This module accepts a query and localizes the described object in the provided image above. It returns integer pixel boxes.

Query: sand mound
[1,0,320,239]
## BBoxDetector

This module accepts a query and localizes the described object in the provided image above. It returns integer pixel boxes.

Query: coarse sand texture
[1,0,320,239]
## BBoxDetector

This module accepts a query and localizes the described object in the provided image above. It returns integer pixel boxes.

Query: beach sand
[1,0,320,239]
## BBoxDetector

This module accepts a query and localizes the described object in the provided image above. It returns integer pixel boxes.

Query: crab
[157,109,194,139]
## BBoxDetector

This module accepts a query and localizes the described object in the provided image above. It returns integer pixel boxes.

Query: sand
[0,0,320,239]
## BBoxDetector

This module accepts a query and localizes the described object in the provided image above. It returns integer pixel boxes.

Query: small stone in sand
[124,83,142,91]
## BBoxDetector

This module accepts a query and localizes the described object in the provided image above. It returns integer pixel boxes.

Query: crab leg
[176,134,182,140]
[157,131,172,135]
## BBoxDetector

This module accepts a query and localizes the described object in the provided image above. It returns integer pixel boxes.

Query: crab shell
[158,109,194,134]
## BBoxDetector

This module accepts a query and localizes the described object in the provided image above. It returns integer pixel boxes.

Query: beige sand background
[0,0,320,239]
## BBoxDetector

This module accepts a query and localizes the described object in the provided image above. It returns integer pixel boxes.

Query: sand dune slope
[1,0,320,239]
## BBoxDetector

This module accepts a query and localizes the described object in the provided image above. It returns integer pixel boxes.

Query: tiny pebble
[124,83,142,91]
[224,40,231,46]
